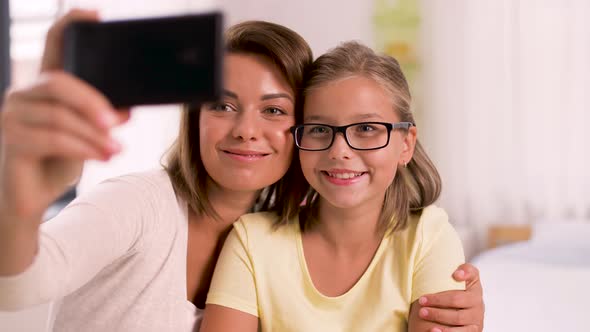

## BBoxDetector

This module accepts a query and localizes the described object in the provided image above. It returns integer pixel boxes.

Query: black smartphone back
[63,12,223,107]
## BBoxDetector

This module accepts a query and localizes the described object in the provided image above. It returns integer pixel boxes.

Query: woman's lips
[222,149,270,162]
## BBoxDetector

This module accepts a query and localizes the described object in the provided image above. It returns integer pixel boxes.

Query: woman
[0,9,483,332]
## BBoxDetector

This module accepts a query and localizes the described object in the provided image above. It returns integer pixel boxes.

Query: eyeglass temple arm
[393,122,415,129]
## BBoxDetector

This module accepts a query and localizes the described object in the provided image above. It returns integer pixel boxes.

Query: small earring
[404,161,408,168]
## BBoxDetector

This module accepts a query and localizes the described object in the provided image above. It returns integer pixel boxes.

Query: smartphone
[62,12,223,108]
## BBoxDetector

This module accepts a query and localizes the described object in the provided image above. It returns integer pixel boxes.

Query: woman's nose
[231,110,261,141]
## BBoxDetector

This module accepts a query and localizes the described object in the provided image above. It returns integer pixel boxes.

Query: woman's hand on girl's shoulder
[414,263,484,332]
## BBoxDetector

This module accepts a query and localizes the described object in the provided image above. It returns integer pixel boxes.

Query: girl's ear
[399,126,417,167]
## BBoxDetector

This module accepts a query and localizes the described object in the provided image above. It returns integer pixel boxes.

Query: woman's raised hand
[0,9,130,223]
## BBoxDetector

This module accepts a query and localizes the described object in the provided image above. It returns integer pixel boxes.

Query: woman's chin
[217,177,279,194]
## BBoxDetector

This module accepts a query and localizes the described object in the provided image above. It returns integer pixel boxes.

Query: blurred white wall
[219,0,374,56]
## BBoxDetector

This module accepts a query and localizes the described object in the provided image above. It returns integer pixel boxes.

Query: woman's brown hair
[292,41,442,233]
[164,21,312,221]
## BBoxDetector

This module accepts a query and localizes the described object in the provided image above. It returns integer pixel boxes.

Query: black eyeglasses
[290,121,414,151]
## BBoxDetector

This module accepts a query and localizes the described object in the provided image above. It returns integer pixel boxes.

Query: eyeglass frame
[289,121,415,151]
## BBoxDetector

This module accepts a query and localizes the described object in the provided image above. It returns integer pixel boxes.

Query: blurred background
[1,0,589,331]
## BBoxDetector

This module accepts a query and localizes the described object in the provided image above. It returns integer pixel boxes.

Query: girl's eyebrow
[304,113,384,122]
[356,112,384,120]
[304,115,325,121]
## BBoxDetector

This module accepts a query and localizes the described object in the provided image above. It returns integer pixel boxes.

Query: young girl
[201,41,466,332]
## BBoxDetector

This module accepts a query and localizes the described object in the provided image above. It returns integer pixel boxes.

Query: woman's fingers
[429,325,480,332]
[14,97,120,158]
[419,289,478,309]
[419,306,479,327]
[452,264,482,290]
[114,108,132,124]
[27,71,120,130]
[2,73,128,162]
[41,9,100,72]
[419,263,483,309]
[8,122,106,161]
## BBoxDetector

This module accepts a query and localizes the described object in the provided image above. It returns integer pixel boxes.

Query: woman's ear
[399,125,417,166]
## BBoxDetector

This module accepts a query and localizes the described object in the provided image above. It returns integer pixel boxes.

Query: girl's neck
[312,197,385,252]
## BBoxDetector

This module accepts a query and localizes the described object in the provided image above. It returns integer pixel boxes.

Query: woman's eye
[263,107,286,115]
[208,103,234,112]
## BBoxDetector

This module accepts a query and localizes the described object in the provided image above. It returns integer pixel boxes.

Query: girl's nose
[327,132,352,160]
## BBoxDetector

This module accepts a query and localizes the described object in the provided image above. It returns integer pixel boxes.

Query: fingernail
[107,139,121,153]
[419,308,429,317]
[432,328,442,332]
[419,297,427,305]
[455,269,465,279]
[99,111,117,128]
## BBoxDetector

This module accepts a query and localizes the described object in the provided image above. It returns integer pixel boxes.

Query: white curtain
[421,0,590,228]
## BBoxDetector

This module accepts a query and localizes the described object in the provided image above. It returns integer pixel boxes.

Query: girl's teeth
[328,172,362,179]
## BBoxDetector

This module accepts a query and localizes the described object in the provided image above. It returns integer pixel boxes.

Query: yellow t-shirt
[206,205,465,332]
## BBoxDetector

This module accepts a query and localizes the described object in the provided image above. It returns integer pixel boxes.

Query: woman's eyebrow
[223,90,293,103]
[223,89,238,99]
[261,93,293,103]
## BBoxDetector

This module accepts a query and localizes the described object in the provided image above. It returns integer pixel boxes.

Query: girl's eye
[358,124,376,132]
[307,125,331,135]
[263,107,286,115]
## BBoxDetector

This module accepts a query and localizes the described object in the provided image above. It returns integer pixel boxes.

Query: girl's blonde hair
[164,21,312,221]
[291,41,441,233]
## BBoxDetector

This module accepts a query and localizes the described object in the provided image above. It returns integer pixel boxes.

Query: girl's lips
[321,170,367,185]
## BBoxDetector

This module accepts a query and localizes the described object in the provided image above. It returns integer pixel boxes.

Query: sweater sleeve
[0,174,158,311]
